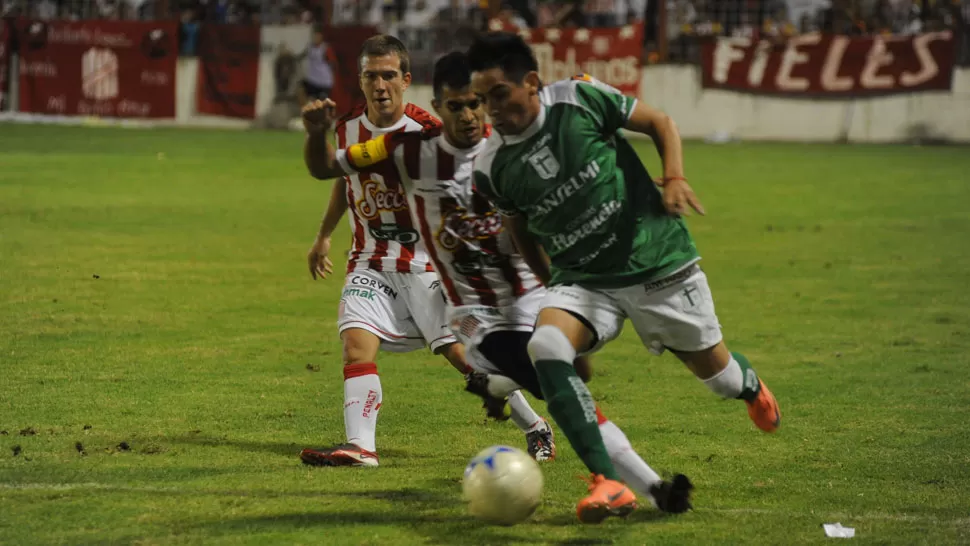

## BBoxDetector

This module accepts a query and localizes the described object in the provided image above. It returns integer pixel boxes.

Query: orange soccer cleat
[576,474,638,524]
[746,379,781,433]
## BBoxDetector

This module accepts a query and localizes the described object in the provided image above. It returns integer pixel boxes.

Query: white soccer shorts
[447,287,545,374]
[539,264,723,356]
[337,270,456,353]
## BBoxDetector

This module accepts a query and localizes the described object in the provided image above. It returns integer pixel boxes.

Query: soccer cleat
[464,372,511,421]
[745,379,781,433]
[300,443,379,467]
[576,474,638,523]
[525,418,556,462]
[648,474,694,514]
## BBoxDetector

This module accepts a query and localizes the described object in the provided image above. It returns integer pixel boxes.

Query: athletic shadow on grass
[188,482,640,545]
[166,433,409,459]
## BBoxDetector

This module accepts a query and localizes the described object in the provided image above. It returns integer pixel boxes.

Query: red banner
[196,24,261,119]
[0,19,9,111]
[486,22,644,96]
[701,32,956,96]
[17,19,177,118]
[323,25,378,115]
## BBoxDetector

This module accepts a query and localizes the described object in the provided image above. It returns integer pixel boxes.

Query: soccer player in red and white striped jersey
[299,36,550,468]
[300,51,694,518]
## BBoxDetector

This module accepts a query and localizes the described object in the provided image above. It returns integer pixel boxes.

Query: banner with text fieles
[701,32,956,97]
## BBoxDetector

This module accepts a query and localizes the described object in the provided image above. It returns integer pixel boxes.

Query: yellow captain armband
[347,135,389,168]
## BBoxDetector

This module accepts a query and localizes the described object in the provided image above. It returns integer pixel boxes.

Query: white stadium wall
[406,66,970,144]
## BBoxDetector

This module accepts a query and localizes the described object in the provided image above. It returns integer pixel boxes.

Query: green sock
[534,359,619,480]
[732,351,761,402]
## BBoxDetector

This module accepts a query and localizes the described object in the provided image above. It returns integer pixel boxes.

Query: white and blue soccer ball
[462,445,544,526]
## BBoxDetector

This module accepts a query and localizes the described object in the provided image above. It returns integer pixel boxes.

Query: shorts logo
[348,276,399,299]
[342,287,377,301]
[681,283,701,309]
[527,146,560,180]
[457,315,482,339]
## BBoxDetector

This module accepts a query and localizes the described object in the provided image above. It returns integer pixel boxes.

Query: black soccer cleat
[525,418,556,462]
[464,372,511,421]
[649,474,694,514]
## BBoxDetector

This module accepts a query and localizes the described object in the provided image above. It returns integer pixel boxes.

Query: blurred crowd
[3,0,968,66]
[6,0,965,35]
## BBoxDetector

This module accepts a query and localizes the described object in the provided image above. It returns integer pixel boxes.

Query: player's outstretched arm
[301,99,350,280]
[504,214,552,285]
[303,99,348,180]
[625,101,705,217]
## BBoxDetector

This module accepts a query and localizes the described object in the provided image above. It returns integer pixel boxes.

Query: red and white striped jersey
[336,125,541,308]
[335,103,439,274]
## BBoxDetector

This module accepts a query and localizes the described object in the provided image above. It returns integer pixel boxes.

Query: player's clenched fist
[302,99,338,134]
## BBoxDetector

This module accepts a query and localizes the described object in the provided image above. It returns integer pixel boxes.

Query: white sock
[485,374,524,398]
[508,391,542,433]
[343,362,382,453]
[701,356,744,398]
[599,420,662,504]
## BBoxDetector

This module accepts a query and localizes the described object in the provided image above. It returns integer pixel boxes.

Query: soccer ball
[462,445,544,526]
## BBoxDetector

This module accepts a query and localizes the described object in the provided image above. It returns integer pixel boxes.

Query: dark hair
[432,52,472,99]
[358,34,411,75]
[466,32,538,83]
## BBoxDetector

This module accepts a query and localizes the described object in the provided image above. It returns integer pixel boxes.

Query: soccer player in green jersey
[467,32,782,521]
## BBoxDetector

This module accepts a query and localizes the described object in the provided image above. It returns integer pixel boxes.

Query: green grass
[1,124,969,545]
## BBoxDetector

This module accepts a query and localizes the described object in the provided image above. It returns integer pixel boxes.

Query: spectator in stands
[496,1,531,28]
[301,27,336,102]
[331,0,384,26]
[35,0,57,19]
[869,0,893,33]
[400,0,451,27]
[763,3,796,41]
[553,0,586,27]
[179,6,200,55]
[97,0,120,18]
[584,0,615,26]
[503,0,538,26]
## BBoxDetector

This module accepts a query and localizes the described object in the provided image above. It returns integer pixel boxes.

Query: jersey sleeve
[571,75,638,136]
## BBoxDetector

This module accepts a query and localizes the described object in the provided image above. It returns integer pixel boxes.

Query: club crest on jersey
[356,179,408,220]
[437,209,503,251]
[526,146,560,180]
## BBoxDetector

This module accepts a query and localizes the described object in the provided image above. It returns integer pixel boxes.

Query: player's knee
[341,329,380,365]
[527,325,577,364]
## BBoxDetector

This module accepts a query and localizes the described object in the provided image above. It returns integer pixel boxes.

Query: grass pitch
[1,124,968,545]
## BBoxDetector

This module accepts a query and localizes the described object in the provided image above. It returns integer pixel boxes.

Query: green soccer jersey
[473,76,700,289]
